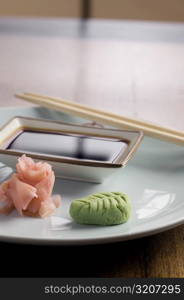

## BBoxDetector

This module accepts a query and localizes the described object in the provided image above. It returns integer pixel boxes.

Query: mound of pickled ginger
[0,155,61,218]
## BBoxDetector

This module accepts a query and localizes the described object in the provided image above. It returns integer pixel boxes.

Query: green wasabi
[69,192,131,226]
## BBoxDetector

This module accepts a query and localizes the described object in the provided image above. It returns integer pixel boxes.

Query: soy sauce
[7,131,127,162]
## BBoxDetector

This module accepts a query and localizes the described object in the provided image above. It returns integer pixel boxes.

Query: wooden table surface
[0,17,184,278]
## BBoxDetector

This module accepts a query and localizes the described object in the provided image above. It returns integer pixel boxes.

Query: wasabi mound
[69,192,131,226]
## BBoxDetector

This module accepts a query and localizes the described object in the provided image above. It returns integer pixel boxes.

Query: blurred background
[0,0,184,131]
[0,0,184,22]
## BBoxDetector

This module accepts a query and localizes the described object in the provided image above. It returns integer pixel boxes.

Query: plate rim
[0,215,183,245]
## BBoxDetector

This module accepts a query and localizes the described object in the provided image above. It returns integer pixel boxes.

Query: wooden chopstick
[15,92,184,145]
[24,92,183,135]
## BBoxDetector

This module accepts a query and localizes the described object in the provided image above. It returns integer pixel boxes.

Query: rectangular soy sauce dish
[0,116,143,183]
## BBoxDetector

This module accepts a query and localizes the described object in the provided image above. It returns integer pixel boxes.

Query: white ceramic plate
[0,106,183,245]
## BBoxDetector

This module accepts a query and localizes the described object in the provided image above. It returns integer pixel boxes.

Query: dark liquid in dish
[7,131,127,162]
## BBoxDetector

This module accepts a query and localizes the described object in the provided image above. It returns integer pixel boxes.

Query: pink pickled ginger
[0,155,61,217]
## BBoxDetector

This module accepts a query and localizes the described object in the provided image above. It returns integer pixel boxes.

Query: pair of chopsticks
[15,92,184,145]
